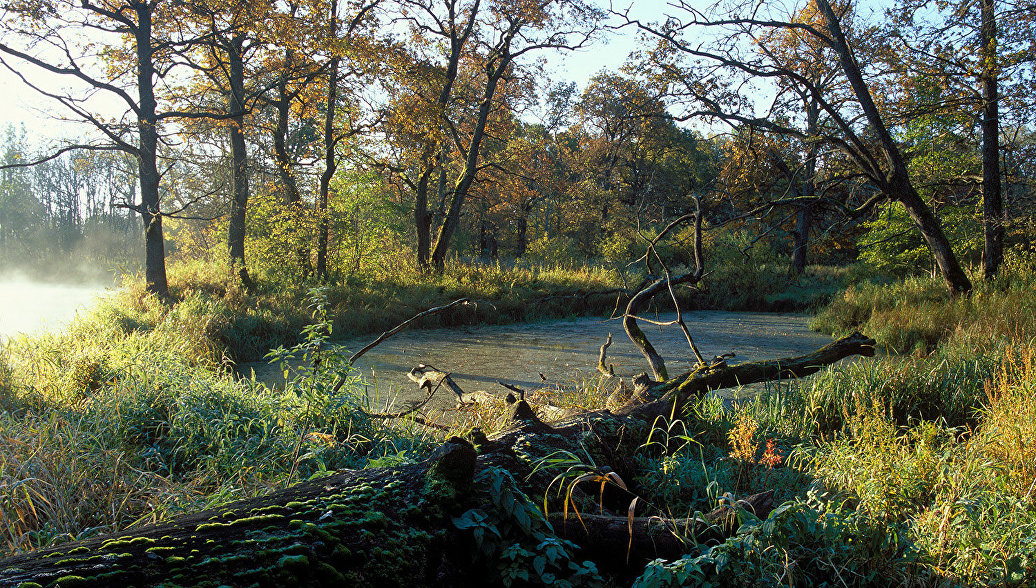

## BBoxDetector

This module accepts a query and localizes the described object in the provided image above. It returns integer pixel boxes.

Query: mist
[0,274,111,340]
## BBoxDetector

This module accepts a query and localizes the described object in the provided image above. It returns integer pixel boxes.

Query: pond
[240,311,833,410]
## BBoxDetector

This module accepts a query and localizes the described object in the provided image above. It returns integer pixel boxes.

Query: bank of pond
[0,264,1033,586]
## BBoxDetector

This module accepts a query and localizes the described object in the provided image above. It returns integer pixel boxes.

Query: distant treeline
[0,125,139,282]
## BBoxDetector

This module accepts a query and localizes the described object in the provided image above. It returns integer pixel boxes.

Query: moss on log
[0,441,477,588]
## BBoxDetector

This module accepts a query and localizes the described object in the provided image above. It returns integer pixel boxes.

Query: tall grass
[812,254,1036,356]
[6,255,1034,584]
[627,348,1036,585]
[626,262,1036,586]
[0,288,436,556]
[145,257,627,362]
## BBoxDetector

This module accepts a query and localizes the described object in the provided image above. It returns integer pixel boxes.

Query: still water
[241,311,832,409]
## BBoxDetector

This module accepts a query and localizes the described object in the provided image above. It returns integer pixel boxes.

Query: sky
[0,0,678,140]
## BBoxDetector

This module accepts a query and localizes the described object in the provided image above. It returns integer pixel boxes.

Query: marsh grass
[812,255,1036,356]
[3,256,1034,584]
[134,256,848,364]
[622,262,1036,585]
[622,344,1036,585]
[0,287,438,556]
[147,257,629,363]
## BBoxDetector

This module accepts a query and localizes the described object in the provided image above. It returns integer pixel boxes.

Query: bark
[790,204,811,275]
[895,178,971,295]
[616,332,875,417]
[135,3,168,298]
[412,5,474,270]
[316,0,339,281]
[622,209,705,382]
[515,201,530,258]
[226,34,253,290]
[981,0,1004,280]
[272,52,302,209]
[623,278,676,382]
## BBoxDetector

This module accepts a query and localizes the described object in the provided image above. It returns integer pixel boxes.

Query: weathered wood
[0,440,478,587]
[462,387,580,422]
[616,331,876,417]
[623,207,705,382]
[597,332,615,376]
[549,490,775,567]
[407,363,467,403]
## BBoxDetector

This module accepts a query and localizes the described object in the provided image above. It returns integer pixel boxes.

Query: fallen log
[549,490,775,568]
[615,331,876,418]
[0,440,478,588]
[0,332,876,586]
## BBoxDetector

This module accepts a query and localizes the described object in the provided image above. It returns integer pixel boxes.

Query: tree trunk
[272,49,311,275]
[429,57,510,269]
[226,35,253,290]
[790,100,819,276]
[815,0,971,297]
[790,204,810,275]
[622,278,673,382]
[415,167,433,267]
[316,0,340,282]
[135,3,168,298]
[549,491,775,566]
[516,201,530,258]
[895,177,971,296]
[981,0,1003,280]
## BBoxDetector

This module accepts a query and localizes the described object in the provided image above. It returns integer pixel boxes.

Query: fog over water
[0,277,110,340]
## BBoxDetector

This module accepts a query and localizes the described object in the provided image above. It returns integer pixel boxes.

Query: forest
[0,0,1035,586]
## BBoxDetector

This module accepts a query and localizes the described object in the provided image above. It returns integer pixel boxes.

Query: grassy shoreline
[2,259,1033,584]
[165,258,849,363]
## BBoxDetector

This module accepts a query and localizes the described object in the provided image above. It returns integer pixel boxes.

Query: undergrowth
[0,288,436,556]
[619,261,1036,586]
[3,258,1035,585]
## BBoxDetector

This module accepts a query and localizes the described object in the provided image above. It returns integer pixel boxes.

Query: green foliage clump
[0,286,435,557]
[453,466,606,587]
[632,493,917,587]
[857,202,981,276]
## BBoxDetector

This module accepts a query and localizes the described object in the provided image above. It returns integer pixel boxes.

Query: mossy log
[0,333,874,587]
[0,440,479,588]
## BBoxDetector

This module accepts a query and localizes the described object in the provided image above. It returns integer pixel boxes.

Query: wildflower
[759,439,783,469]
